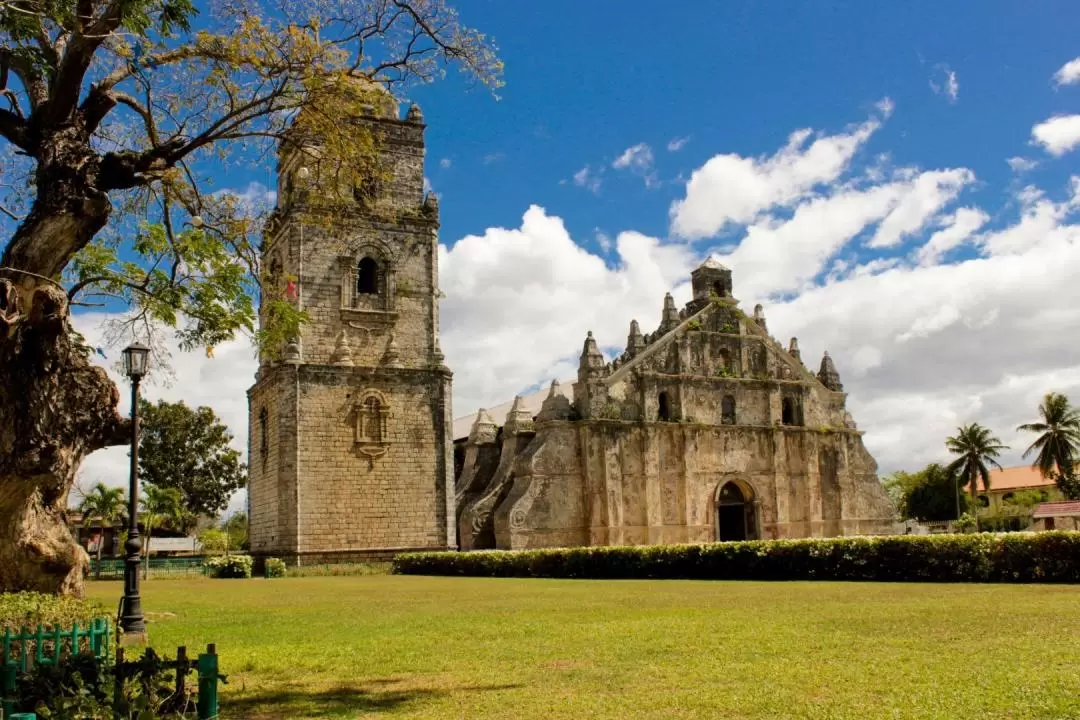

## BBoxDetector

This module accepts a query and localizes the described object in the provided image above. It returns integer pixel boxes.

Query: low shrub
[264,558,287,578]
[0,592,105,632]
[393,532,1080,584]
[205,554,253,579]
[285,562,392,578]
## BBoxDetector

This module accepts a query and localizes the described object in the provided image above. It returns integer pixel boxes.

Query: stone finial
[468,408,498,444]
[406,103,424,123]
[753,303,767,332]
[381,332,403,368]
[330,329,353,366]
[282,337,301,364]
[660,292,679,332]
[788,337,801,362]
[536,379,572,421]
[579,330,605,377]
[504,395,535,435]
[817,350,844,391]
[627,319,645,357]
[423,191,439,216]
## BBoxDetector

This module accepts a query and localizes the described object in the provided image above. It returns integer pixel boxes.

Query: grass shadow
[227,680,522,719]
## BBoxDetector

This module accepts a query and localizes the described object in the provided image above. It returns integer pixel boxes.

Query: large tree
[139,398,245,521]
[884,464,969,522]
[0,0,500,595]
[945,423,1008,531]
[1017,392,1080,499]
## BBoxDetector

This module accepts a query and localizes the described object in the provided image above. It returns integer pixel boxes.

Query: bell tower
[247,84,455,563]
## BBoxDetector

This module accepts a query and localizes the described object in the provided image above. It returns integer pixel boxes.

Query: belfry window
[356,257,379,296]
[721,395,736,425]
[658,391,671,422]
[781,397,802,426]
[713,281,725,298]
[258,407,269,463]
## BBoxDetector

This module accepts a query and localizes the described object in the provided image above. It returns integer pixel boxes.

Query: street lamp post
[120,342,150,643]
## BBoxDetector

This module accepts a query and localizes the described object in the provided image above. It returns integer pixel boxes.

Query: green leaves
[68,222,257,355]
[1017,391,1080,482]
[138,398,246,519]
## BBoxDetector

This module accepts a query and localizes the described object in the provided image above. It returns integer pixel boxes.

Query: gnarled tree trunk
[0,282,128,597]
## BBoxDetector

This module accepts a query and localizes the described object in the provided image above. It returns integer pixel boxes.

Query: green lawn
[88,577,1080,719]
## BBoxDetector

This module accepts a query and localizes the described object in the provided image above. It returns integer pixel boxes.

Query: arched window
[782,397,796,425]
[721,395,736,425]
[658,391,671,421]
[713,281,725,298]
[356,257,379,296]
[977,494,990,508]
[719,349,732,371]
[258,407,269,463]
[1002,492,1015,505]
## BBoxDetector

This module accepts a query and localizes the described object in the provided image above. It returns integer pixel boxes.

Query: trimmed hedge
[393,532,1080,584]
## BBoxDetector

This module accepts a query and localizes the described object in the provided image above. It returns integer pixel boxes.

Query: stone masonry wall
[247,365,300,556]
[496,421,897,550]
[293,366,452,556]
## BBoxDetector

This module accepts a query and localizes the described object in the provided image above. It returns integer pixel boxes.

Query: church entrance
[716,481,757,542]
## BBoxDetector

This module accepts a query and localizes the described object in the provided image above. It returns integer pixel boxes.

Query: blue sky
[71,1,1080,508]
[406,1,1079,252]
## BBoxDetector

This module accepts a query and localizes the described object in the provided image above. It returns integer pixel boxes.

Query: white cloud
[440,157,452,169]
[1032,114,1080,156]
[916,207,989,266]
[215,181,277,217]
[764,199,1080,472]
[1006,156,1038,173]
[667,136,690,152]
[1053,57,1080,87]
[930,65,959,103]
[612,143,658,188]
[869,168,974,248]
[572,165,602,194]
[670,111,883,239]
[875,97,895,119]
[438,206,694,413]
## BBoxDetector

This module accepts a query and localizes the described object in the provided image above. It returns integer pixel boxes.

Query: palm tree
[1017,392,1080,484]
[945,423,1009,532]
[78,483,125,578]
[141,485,184,579]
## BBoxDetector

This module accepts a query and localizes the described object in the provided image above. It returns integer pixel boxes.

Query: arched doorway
[716,481,757,542]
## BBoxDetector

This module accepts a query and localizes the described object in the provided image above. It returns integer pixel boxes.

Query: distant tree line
[885,391,1080,527]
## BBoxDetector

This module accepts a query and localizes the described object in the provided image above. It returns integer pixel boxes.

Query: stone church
[248,88,897,563]
[453,264,899,549]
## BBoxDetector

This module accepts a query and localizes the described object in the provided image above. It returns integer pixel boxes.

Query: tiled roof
[1032,501,1080,519]
[983,465,1056,492]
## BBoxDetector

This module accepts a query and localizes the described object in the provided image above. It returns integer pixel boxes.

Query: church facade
[247,90,456,563]
[248,92,897,562]
[454,261,899,549]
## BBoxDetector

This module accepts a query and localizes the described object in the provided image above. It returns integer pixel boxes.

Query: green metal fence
[1,620,224,718]
[2,618,111,717]
[89,556,208,579]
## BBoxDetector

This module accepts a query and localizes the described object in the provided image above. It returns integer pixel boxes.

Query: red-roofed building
[973,465,1061,513]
